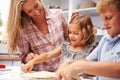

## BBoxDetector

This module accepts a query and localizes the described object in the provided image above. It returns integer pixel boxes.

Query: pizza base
[22,71,56,79]
[22,71,92,80]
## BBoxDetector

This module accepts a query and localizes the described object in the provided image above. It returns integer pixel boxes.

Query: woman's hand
[25,53,38,62]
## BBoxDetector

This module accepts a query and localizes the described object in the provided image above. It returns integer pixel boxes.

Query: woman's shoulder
[48,9,64,15]
[46,9,67,21]
[20,21,36,35]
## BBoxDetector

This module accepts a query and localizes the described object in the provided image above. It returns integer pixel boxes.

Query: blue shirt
[86,34,120,80]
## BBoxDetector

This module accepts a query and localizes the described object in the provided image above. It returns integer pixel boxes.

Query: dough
[62,76,92,80]
[22,71,92,80]
[22,71,56,79]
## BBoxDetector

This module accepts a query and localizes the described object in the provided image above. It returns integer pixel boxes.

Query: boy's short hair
[96,0,120,13]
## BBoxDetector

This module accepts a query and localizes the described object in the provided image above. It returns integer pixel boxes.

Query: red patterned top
[17,9,68,71]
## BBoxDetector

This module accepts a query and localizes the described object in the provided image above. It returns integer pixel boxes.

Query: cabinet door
[0,61,22,66]
[0,61,12,66]
[12,61,22,66]
[71,0,98,16]
[42,0,69,20]
[42,0,69,11]
[41,0,106,37]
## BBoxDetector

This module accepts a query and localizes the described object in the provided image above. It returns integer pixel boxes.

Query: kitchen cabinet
[0,44,21,66]
[42,0,105,42]
[0,54,21,66]
[0,60,21,66]
[42,0,69,19]
[42,0,99,22]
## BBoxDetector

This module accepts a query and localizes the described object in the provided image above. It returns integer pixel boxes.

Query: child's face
[68,23,83,46]
[100,6,120,37]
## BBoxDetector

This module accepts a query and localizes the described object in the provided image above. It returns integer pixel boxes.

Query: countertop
[0,66,24,80]
[0,66,93,80]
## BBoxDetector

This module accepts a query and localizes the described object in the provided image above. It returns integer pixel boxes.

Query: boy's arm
[63,60,120,78]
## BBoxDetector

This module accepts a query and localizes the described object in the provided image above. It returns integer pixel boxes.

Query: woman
[6,0,68,71]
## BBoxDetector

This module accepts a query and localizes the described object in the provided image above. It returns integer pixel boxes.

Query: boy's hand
[56,61,74,80]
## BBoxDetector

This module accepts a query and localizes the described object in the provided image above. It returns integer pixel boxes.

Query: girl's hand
[21,61,34,73]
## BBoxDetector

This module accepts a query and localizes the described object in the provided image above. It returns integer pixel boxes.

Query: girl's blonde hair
[6,0,35,54]
[96,0,120,13]
[69,15,95,45]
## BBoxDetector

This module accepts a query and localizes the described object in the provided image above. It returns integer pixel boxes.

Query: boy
[57,0,120,80]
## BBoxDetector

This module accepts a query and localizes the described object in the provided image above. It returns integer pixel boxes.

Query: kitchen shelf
[42,0,104,36]
[63,7,99,20]
[74,7,99,16]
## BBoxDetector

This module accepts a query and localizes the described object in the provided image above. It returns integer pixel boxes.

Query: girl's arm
[21,46,61,72]
[31,46,61,64]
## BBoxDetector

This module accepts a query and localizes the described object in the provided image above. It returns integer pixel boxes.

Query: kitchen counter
[0,66,24,80]
[0,66,93,80]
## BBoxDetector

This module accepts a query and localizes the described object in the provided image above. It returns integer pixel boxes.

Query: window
[0,0,10,41]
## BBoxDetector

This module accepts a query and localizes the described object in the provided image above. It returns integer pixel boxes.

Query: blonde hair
[96,0,120,13]
[69,15,95,45]
[6,0,32,54]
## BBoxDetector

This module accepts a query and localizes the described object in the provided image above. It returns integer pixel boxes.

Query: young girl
[21,15,95,73]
